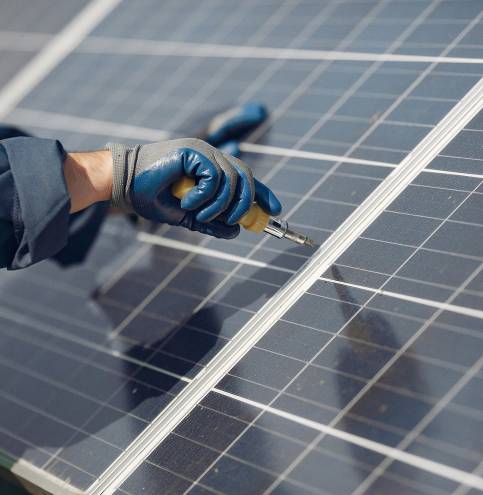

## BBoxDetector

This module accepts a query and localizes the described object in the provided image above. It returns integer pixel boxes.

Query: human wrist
[106,142,136,211]
[64,150,113,213]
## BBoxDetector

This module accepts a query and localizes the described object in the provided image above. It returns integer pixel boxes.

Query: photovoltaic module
[0,1,482,494]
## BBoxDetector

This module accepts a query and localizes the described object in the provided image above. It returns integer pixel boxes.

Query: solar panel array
[147,111,483,495]
[0,1,482,494]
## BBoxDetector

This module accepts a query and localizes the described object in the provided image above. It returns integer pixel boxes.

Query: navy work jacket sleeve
[0,137,71,269]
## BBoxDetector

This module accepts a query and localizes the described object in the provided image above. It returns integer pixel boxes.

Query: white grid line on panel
[7,108,483,181]
[453,461,483,495]
[89,0,248,135]
[0,0,483,492]
[167,4,483,331]
[262,180,483,493]
[0,0,122,121]
[138,232,483,321]
[159,0,308,133]
[105,1,304,342]
[1,300,482,495]
[87,29,483,495]
[352,358,483,493]
[79,36,483,65]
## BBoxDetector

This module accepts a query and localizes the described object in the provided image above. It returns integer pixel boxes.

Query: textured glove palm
[107,139,282,239]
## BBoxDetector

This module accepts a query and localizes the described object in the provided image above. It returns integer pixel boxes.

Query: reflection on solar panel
[0,0,482,494]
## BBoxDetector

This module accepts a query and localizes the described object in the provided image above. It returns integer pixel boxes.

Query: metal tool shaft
[264,217,316,247]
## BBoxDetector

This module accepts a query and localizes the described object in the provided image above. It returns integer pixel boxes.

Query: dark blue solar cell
[451,194,483,225]
[337,237,414,274]
[390,184,468,217]
[348,387,432,431]
[229,347,304,390]
[422,408,483,456]
[200,456,277,495]
[286,365,365,409]
[3,1,483,494]
[83,407,147,450]
[174,405,246,452]
[257,319,332,361]
[119,461,191,495]
[228,426,305,473]
[314,174,381,204]
[426,222,483,258]
[397,249,480,288]
[379,355,462,399]
[288,448,373,495]
[55,433,121,478]
[282,292,360,333]
[313,336,394,379]
[453,377,483,412]
[147,433,219,480]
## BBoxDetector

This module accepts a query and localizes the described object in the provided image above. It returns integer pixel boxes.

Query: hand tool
[172,177,317,247]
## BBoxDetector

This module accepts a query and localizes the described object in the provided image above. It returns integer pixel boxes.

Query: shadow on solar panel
[0,231,305,492]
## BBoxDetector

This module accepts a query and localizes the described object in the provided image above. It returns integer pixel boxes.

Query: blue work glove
[107,139,281,239]
[204,102,268,149]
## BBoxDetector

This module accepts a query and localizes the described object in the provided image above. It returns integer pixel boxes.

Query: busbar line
[240,143,483,181]
[87,78,483,495]
[7,108,169,142]
[0,0,122,121]
[137,232,292,273]
[138,231,483,321]
[238,142,395,168]
[453,462,483,495]
[0,2,127,493]
[350,352,483,495]
[1,302,483,493]
[81,37,483,66]
[8,108,483,181]
[213,389,483,493]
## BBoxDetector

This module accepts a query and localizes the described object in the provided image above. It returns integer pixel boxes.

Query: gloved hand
[107,138,281,239]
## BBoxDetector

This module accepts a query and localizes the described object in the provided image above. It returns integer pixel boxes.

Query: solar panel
[0,1,88,88]
[0,0,482,494]
[153,115,483,495]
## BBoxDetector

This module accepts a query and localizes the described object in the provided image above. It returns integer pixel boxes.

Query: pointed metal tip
[304,237,318,248]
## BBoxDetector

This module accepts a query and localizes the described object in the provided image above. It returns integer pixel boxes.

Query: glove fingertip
[254,179,282,216]
[267,192,282,216]
[218,223,240,239]
[180,193,198,211]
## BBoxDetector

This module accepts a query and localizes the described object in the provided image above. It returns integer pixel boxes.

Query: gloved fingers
[254,178,282,216]
[182,214,240,239]
[195,153,238,223]
[223,160,255,225]
[179,147,222,211]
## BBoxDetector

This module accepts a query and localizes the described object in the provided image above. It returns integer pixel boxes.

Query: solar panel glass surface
[0,1,482,494]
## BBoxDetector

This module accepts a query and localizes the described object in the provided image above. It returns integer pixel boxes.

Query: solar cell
[0,0,482,494]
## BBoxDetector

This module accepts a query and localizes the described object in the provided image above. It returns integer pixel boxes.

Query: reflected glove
[204,102,268,157]
[107,138,282,239]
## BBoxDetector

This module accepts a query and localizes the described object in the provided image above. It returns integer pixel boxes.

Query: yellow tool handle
[172,176,269,233]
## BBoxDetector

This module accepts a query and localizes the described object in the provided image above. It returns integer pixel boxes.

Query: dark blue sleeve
[0,137,71,270]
